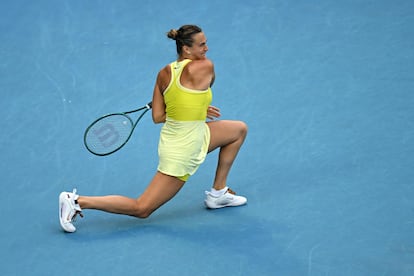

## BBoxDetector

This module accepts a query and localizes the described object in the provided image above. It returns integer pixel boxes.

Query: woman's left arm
[207,105,221,120]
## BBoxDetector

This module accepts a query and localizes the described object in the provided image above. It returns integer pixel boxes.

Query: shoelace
[72,210,84,222]
[71,189,84,222]
[227,188,237,195]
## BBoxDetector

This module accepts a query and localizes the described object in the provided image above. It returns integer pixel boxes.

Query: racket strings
[85,114,134,155]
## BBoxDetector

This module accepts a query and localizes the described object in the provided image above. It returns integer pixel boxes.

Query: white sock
[210,187,228,197]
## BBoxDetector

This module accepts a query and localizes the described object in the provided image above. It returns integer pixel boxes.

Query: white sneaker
[59,189,83,233]
[204,187,247,209]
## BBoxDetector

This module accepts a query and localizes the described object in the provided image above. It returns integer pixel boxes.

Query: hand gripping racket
[84,102,152,156]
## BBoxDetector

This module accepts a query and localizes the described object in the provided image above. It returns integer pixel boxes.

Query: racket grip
[146,102,152,109]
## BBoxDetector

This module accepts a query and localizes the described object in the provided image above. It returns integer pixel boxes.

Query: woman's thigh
[207,120,247,152]
[137,172,185,213]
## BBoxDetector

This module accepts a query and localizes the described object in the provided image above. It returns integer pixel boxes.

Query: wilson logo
[93,123,120,148]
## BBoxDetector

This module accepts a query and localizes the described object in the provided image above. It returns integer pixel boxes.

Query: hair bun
[167,29,179,40]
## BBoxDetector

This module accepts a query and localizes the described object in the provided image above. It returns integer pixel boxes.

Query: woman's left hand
[207,105,221,120]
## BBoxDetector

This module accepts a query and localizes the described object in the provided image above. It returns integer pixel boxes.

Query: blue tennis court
[1,0,413,275]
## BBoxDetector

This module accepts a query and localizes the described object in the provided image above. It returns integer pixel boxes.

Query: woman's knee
[131,201,153,219]
[235,120,248,138]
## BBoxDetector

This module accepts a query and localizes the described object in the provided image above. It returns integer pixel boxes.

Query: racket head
[84,113,134,156]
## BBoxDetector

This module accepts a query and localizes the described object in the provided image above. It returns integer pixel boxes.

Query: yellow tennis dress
[157,59,212,181]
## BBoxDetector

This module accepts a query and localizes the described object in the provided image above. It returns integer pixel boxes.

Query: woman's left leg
[78,172,185,218]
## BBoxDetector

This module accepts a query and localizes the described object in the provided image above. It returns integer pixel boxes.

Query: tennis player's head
[167,25,208,60]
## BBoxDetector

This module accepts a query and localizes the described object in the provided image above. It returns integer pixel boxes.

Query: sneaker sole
[59,193,76,233]
[204,199,247,209]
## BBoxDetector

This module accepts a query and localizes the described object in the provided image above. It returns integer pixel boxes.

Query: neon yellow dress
[157,59,213,181]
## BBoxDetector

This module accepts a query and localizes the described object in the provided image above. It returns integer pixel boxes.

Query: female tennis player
[59,25,248,232]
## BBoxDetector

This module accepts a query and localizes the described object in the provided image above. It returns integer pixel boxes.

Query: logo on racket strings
[92,123,120,148]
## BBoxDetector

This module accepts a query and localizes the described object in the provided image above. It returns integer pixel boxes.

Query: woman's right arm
[151,67,169,124]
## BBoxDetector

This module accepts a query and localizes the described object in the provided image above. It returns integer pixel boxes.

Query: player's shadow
[61,204,300,273]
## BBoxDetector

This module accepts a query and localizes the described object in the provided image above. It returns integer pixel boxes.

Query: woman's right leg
[207,120,248,190]
[203,120,248,209]
[77,172,185,218]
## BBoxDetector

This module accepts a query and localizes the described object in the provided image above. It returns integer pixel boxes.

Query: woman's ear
[183,46,191,55]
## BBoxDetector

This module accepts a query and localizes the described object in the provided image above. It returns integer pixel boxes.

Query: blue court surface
[1,0,414,275]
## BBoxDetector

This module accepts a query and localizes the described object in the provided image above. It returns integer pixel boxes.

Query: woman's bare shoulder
[158,64,171,77]
[191,58,214,68]
[157,64,172,91]
[187,58,214,75]
[182,59,214,89]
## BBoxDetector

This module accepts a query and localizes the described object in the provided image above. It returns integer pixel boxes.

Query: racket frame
[83,102,152,156]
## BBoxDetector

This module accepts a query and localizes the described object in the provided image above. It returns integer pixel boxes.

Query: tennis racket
[84,102,152,156]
